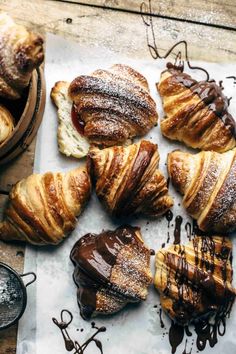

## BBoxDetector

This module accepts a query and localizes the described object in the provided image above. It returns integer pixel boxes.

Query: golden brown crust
[68,64,158,146]
[88,140,173,217]
[0,105,14,144]
[155,236,235,325]
[0,167,91,245]
[168,148,236,233]
[158,67,236,152]
[0,13,44,99]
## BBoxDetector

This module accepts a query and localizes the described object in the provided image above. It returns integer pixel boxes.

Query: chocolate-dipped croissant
[168,148,236,233]
[70,225,152,319]
[0,167,91,245]
[0,105,14,144]
[155,236,235,325]
[68,64,158,146]
[88,140,173,218]
[158,64,236,152]
[0,13,44,99]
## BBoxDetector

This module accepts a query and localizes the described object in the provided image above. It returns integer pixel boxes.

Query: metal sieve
[0,262,36,330]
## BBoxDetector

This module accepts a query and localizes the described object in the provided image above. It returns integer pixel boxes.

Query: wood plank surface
[0,0,235,353]
[52,0,236,30]
[0,0,236,62]
[0,138,36,193]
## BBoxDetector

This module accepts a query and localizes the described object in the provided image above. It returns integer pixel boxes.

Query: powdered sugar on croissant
[0,13,44,99]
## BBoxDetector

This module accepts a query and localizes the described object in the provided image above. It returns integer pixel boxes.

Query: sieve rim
[0,262,27,331]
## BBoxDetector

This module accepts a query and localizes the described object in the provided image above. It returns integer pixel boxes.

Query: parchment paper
[16,33,236,354]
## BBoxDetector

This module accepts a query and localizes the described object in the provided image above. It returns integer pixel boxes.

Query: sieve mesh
[0,264,25,329]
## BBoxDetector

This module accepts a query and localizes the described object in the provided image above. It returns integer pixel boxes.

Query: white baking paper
[16,33,236,354]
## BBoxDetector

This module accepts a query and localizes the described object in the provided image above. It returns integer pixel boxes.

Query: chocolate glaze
[71,103,85,135]
[140,0,210,80]
[166,236,235,353]
[166,64,236,137]
[70,225,144,319]
[52,309,106,354]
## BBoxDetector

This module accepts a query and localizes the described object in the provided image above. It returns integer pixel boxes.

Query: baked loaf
[0,105,14,144]
[168,148,236,233]
[158,64,236,152]
[0,167,91,245]
[51,81,89,158]
[0,13,44,99]
[155,236,235,325]
[71,225,152,319]
[68,64,158,146]
[88,140,173,218]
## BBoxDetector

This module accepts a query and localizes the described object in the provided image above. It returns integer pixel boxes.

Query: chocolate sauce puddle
[140,0,210,80]
[52,309,106,354]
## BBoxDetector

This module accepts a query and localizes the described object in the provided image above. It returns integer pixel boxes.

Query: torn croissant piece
[0,13,44,99]
[51,81,89,158]
[68,64,158,146]
[0,105,14,144]
[0,167,91,245]
[70,225,153,319]
[168,148,236,233]
[158,64,236,152]
[155,236,236,325]
[88,140,173,218]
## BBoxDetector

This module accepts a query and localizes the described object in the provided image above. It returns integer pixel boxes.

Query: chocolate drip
[140,0,210,80]
[165,210,173,227]
[166,66,236,137]
[185,222,192,241]
[52,309,106,354]
[158,307,165,329]
[169,321,185,354]
[70,225,148,319]
[165,209,173,244]
[174,215,183,245]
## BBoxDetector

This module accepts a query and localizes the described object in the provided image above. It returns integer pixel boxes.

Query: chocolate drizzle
[140,0,210,80]
[226,76,236,85]
[166,66,236,137]
[52,309,106,354]
[158,236,236,353]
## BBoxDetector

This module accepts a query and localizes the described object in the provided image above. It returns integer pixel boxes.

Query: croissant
[88,140,173,218]
[155,235,235,325]
[70,225,152,319]
[0,167,91,245]
[158,64,236,152]
[0,13,44,99]
[0,105,14,144]
[168,148,236,233]
[68,64,158,146]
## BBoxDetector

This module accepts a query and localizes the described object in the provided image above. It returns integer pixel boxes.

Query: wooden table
[0,0,235,352]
